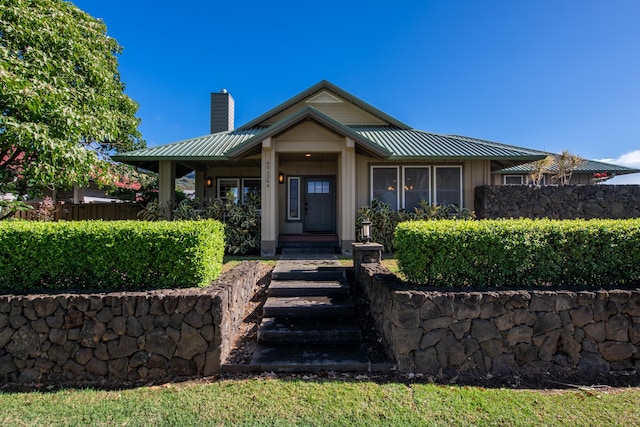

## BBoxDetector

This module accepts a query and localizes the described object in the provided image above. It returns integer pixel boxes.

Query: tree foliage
[0,0,144,200]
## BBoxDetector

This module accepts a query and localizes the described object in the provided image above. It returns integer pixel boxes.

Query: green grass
[1,379,639,426]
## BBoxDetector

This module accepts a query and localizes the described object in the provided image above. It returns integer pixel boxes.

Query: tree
[0,0,144,212]
[528,155,554,187]
[553,150,584,185]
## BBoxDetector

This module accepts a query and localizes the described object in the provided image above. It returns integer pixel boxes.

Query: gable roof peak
[237,80,411,130]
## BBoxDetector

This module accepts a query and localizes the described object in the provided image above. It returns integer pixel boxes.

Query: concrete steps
[250,344,370,372]
[268,280,348,297]
[257,317,362,344]
[263,295,355,319]
[250,254,371,372]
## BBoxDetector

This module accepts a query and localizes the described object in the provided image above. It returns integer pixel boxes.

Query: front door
[304,177,335,233]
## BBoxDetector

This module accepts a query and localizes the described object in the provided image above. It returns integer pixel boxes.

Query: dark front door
[304,177,335,233]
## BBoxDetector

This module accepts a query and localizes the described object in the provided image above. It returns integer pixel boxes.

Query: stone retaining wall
[475,184,640,219]
[0,261,269,386]
[358,263,640,382]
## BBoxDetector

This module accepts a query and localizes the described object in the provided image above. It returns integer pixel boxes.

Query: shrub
[205,194,261,255]
[395,219,640,288]
[0,220,225,290]
[138,196,261,255]
[356,199,474,252]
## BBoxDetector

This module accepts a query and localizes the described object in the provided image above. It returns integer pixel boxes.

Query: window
[371,165,463,210]
[307,179,330,194]
[242,179,260,204]
[218,179,239,202]
[403,167,430,210]
[288,177,300,220]
[434,166,462,207]
[217,178,260,203]
[504,175,524,185]
[371,166,399,210]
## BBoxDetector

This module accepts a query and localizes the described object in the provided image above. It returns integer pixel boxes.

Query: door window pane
[307,180,330,194]
[435,167,462,207]
[404,167,430,210]
[371,167,398,210]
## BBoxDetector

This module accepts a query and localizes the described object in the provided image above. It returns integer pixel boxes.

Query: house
[113,81,639,256]
[495,157,637,185]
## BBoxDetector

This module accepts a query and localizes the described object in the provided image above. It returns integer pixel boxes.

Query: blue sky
[71,0,640,183]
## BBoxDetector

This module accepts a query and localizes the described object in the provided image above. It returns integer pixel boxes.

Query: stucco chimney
[210,89,234,133]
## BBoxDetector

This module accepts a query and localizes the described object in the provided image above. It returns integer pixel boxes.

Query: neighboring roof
[495,157,640,176]
[237,80,411,130]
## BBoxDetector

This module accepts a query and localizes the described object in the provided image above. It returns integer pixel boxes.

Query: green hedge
[395,219,640,287]
[0,220,225,290]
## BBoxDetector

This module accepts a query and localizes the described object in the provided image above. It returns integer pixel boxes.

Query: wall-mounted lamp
[361,219,372,244]
[206,177,213,188]
[278,173,285,184]
[305,153,312,157]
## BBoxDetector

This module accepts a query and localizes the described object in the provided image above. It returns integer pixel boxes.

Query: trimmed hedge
[395,219,640,287]
[0,220,225,290]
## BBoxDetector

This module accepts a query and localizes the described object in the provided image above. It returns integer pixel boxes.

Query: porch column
[158,160,176,219]
[340,138,356,254]
[261,138,277,257]
[194,169,205,200]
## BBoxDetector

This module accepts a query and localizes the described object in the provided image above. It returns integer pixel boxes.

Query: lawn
[1,378,639,426]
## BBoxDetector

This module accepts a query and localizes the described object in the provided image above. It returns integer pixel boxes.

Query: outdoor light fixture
[206,177,213,188]
[305,153,312,157]
[278,173,285,184]
[361,219,372,244]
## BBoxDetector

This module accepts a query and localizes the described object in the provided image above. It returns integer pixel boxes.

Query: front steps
[250,254,371,372]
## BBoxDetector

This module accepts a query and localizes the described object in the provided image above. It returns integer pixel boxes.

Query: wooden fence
[13,202,143,221]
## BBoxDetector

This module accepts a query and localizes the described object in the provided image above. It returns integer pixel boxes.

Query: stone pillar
[352,242,384,283]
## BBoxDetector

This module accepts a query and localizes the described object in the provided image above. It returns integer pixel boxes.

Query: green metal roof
[112,81,634,177]
[112,128,265,162]
[352,127,547,160]
[495,158,640,175]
